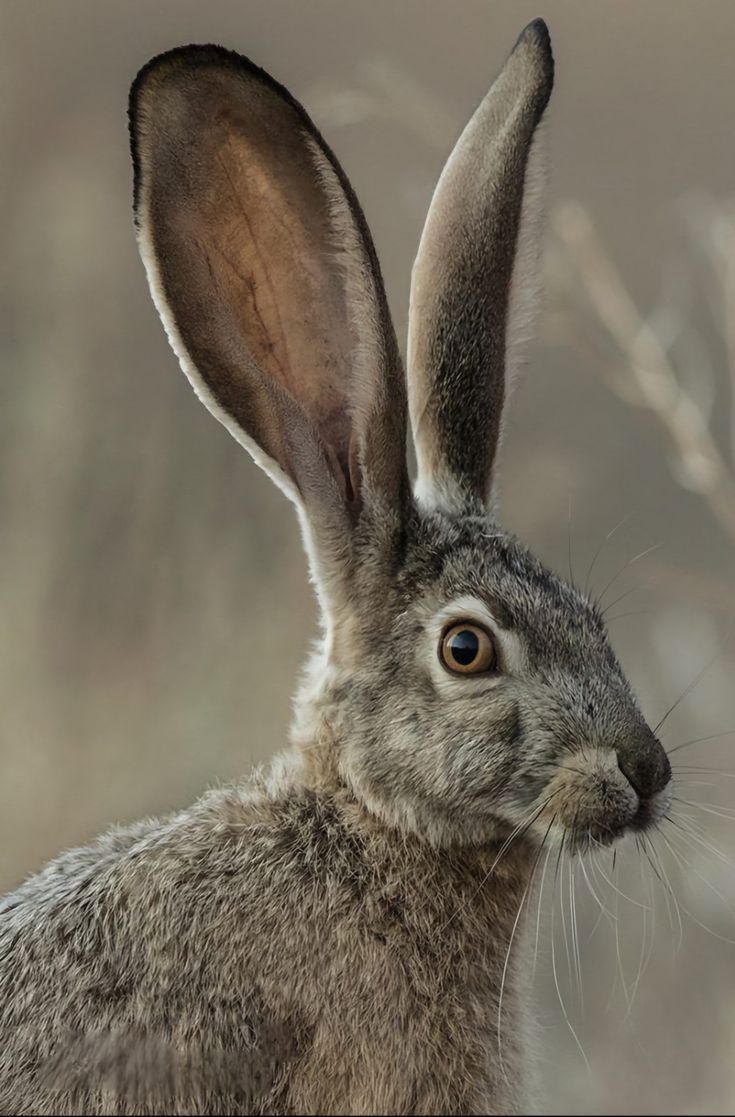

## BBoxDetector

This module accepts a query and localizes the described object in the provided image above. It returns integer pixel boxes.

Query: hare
[0,18,673,1116]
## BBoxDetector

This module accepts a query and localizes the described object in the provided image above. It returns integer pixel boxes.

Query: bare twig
[551,202,735,550]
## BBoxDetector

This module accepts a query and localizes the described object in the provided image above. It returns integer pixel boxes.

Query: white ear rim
[409,128,550,520]
[135,213,302,509]
[136,207,353,627]
[407,21,553,518]
[503,124,548,400]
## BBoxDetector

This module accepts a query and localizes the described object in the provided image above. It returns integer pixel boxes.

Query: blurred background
[2,1,735,1112]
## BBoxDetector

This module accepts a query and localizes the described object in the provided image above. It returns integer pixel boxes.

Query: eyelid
[432,596,502,633]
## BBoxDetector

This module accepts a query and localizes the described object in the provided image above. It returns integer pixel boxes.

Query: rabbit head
[129,19,671,852]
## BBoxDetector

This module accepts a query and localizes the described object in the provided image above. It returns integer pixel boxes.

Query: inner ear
[131,46,407,522]
[142,62,356,496]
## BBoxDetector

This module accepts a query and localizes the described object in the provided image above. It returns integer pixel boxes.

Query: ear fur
[129,45,409,597]
[407,19,554,515]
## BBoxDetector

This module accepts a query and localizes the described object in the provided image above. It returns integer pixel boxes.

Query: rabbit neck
[278,642,539,1111]
[262,758,537,1114]
[287,636,538,919]
[290,637,527,849]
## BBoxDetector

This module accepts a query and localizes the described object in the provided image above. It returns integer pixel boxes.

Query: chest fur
[261,824,533,1115]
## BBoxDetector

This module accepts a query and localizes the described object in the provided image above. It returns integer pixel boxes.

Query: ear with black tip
[129,45,409,586]
[407,19,554,515]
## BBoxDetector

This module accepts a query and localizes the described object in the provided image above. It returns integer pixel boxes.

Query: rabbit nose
[616,729,671,800]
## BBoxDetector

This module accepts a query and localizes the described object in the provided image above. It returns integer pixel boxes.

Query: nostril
[617,753,645,797]
[617,737,671,800]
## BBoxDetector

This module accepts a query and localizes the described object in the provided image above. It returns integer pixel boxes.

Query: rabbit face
[331,514,671,849]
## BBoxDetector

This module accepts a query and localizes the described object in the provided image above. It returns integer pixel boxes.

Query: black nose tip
[617,731,671,799]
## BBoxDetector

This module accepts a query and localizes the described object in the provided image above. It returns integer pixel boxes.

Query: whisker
[600,583,644,619]
[437,795,556,937]
[667,813,735,869]
[533,843,554,979]
[591,849,630,1013]
[654,639,729,736]
[663,828,734,911]
[579,854,616,928]
[595,540,663,608]
[660,826,735,945]
[583,510,635,597]
[640,840,658,970]
[624,840,654,1021]
[497,818,555,1082]
[550,872,591,1074]
[643,832,683,952]
[569,857,584,1012]
[555,843,573,983]
[672,796,735,821]
[604,609,650,625]
[667,729,735,756]
[589,852,652,911]
[673,765,735,778]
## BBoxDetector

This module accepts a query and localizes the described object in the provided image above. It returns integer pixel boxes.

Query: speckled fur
[0,19,672,1116]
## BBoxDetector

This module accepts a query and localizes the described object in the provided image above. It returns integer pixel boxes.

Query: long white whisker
[569,858,584,1012]
[623,842,651,1022]
[550,874,591,1074]
[667,729,735,756]
[611,850,630,1013]
[533,844,554,978]
[663,825,735,916]
[579,855,615,927]
[654,638,729,736]
[584,509,635,596]
[557,847,573,983]
[437,796,555,937]
[595,541,662,607]
[668,814,735,870]
[673,796,735,821]
[591,852,652,911]
[497,819,554,1084]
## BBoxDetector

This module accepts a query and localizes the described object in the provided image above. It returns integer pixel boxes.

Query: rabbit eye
[440,622,496,676]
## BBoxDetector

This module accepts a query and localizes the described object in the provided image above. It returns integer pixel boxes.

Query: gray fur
[408,19,553,516]
[0,19,671,1115]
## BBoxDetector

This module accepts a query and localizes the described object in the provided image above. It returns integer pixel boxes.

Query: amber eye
[440,622,497,676]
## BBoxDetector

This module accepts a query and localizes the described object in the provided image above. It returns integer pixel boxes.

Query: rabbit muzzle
[538,733,672,852]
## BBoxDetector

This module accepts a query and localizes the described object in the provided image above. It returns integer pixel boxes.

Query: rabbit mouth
[567,802,664,852]
[536,747,672,854]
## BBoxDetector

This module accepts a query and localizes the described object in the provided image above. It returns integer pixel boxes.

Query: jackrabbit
[0,18,672,1115]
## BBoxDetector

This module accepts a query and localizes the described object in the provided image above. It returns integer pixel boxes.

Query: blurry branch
[679,194,735,462]
[307,57,456,149]
[312,58,735,557]
[550,201,735,552]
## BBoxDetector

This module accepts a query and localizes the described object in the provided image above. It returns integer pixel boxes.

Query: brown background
[2,3,735,1113]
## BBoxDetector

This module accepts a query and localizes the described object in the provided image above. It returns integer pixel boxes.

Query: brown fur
[1,764,533,1114]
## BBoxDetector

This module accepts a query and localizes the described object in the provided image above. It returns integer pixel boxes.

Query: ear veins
[215,145,295,393]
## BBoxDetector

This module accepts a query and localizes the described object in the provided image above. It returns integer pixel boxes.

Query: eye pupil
[440,621,497,675]
[448,629,479,666]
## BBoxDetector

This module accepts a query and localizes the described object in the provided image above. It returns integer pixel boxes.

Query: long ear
[129,46,409,583]
[407,19,553,515]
